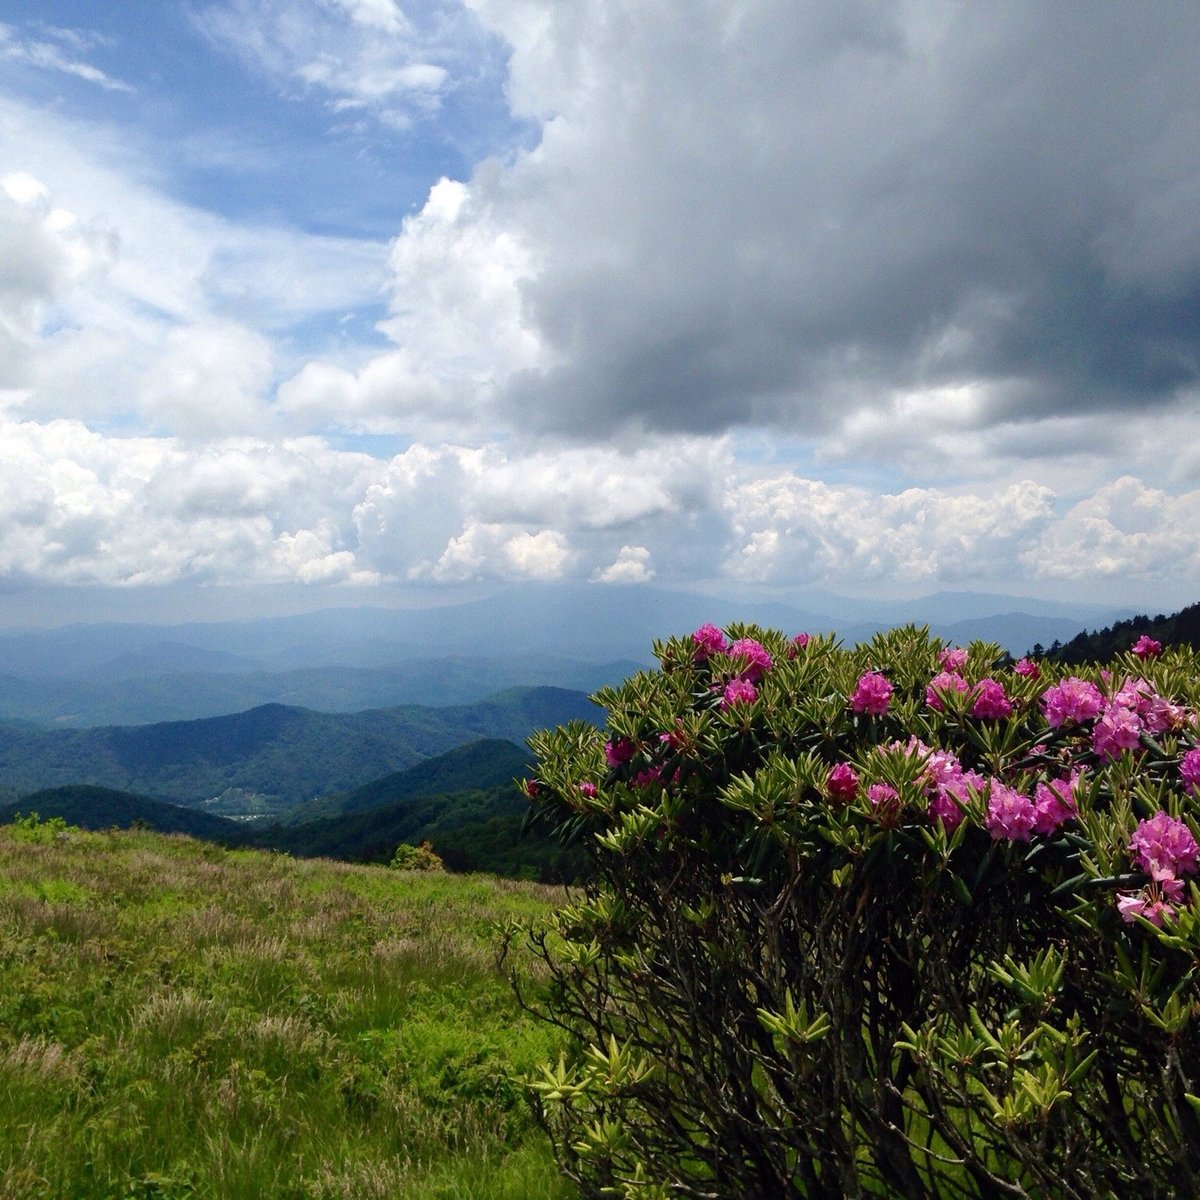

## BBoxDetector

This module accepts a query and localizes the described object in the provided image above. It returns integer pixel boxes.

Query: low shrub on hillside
[522,624,1200,1199]
[389,839,446,871]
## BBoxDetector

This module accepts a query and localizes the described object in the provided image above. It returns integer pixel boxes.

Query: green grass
[0,819,574,1200]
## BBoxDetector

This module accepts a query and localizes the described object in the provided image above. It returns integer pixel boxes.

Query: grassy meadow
[0,818,573,1200]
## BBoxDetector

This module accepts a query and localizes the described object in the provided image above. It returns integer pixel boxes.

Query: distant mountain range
[0,655,641,728]
[0,583,1133,727]
[0,687,598,817]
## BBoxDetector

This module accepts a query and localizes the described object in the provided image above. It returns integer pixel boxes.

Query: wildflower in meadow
[850,671,892,715]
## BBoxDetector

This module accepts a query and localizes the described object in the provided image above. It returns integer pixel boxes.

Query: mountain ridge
[0,687,598,817]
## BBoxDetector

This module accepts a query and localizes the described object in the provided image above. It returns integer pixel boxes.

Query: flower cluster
[850,671,892,715]
[699,634,774,709]
[1041,676,1104,727]
[902,738,982,833]
[1132,634,1162,658]
[1119,811,1199,926]
[969,678,1013,720]
[588,624,1200,931]
[926,671,968,711]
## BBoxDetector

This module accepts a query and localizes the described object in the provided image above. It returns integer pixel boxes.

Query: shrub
[389,839,446,872]
[522,624,1200,1199]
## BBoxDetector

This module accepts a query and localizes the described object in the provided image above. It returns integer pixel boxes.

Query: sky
[2,0,1200,628]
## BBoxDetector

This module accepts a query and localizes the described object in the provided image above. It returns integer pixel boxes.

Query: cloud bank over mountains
[1,1,1199,611]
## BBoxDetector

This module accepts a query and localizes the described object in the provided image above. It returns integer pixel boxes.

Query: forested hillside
[0,687,597,816]
[1,740,583,882]
[1032,600,1200,663]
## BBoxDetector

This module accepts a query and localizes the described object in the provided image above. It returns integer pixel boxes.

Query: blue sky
[2,1,1200,627]
[3,1,523,233]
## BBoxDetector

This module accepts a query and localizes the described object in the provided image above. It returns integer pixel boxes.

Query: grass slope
[0,819,573,1200]
[0,687,599,813]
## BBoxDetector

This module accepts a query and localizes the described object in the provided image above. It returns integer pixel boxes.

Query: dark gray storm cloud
[477,1,1200,439]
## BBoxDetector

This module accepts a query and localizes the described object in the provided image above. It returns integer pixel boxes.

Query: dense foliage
[523,624,1200,1199]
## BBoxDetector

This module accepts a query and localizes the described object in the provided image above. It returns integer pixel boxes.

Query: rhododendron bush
[521,625,1200,1199]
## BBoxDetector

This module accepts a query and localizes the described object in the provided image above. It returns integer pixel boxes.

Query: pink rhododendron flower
[926,788,966,832]
[605,738,636,767]
[1033,776,1079,835]
[1041,677,1104,727]
[970,679,1013,720]
[729,637,773,682]
[1013,657,1041,679]
[691,623,728,660]
[523,778,541,798]
[938,647,969,674]
[1131,634,1162,658]
[720,677,757,709]
[985,781,1038,842]
[867,783,901,824]
[1092,705,1144,761]
[789,633,811,658]
[578,780,598,798]
[926,671,969,712]
[1116,888,1178,928]
[1181,748,1200,793]
[904,737,982,832]
[1113,677,1180,735]
[1129,811,1199,881]
[633,765,662,788]
[850,671,892,715]
[826,762,859,802]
